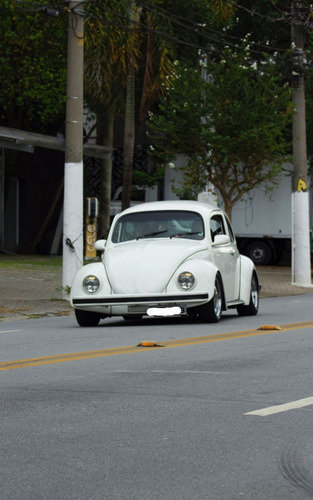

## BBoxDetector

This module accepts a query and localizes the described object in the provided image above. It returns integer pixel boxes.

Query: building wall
[6,147,64,254]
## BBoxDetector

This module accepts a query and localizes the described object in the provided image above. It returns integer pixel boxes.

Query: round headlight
[83,275,100,293]
[177,272,195,290]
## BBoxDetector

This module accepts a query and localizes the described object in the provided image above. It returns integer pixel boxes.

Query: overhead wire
[87,0,290,56]
[12,0,312,57]
[227,0,290,22]
[137,0,293,27]
[86,3,222,56]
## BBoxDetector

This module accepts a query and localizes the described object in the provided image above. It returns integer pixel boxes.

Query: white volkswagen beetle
[70,200,260,326]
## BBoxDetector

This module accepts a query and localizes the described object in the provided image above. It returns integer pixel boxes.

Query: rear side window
[210,214,225,241]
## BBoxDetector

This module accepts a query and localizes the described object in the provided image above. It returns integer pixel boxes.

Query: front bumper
[72,292,209,316]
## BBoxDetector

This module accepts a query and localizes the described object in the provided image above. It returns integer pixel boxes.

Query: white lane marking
[245,396,313,416]
[0,329,22,334]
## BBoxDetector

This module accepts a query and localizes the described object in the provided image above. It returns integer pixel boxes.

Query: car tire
[75,309,101,327]
[237,273,259,316]
[199,276,223,323]
[246,241,272,266]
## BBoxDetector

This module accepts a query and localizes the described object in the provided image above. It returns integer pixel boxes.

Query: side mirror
[212,234,230,246]
[94,239,106,251]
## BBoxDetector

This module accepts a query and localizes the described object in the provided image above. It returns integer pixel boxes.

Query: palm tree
[210,0,235,21]
[121,1,142,211]
[84,1,131,236]
[85,0,175,224]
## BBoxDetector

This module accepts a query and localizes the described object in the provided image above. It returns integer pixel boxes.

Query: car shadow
[93,312,240,328]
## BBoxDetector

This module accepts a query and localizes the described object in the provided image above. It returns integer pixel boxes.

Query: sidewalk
[257,266,313,298]
[0,266,73,322]
[0,265,313,322]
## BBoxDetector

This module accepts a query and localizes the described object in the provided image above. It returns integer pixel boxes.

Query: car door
[210,213,240,302]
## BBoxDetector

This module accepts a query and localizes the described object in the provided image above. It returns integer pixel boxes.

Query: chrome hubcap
[251,278,259,308]
[213,284,222,317]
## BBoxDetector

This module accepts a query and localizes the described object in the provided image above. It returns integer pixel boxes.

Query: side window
[210,214,225,241]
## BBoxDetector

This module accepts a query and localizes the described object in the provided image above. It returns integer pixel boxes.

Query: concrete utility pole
[62,0,85,294]
[291,1,311,286]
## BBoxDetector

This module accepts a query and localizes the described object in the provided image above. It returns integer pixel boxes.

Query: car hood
[104,239,208,294]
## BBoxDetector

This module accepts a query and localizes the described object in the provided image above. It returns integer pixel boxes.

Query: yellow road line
[1,320,313,371]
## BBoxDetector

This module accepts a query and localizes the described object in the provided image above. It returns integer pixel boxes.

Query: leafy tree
[148,44,294,219]
[220,0,291,49]
[0,0,67,201]
[211,2,313,168]
[0,0,67,132]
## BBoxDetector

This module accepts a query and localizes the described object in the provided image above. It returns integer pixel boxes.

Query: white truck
[231,174,313,265]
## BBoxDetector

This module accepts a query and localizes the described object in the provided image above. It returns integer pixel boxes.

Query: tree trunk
[98,109,114,238]
[222,196,233,222]
[121,70,135,211]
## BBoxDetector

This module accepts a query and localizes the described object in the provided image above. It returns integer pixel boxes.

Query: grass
[0,252,99,270]
[0,252,62,270]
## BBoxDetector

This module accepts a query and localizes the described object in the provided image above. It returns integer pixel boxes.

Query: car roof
[118,200,221,218]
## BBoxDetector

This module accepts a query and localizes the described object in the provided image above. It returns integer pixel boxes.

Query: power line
[87,1,289,57]
[11,0,290,55]
[11,0,310,57]
[225,0,292,23]
[133,0,292,52]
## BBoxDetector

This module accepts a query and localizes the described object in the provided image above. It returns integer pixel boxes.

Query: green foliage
[132,164,165,187]
[148,43,294,217]
[84,0,177,118]
[155,0,222,64]
[209,0,235,23]
[0,0,67,132]
[84,0,138,113]
[223,1,291,48]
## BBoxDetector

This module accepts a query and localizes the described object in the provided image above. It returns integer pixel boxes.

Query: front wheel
[237,273,259,316]
[75,309,101,327]
[199,276,223,323]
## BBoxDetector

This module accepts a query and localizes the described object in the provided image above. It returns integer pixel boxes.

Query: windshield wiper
[136,230,168,240]
[170,231,202,238]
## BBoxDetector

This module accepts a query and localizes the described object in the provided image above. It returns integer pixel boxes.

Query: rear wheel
[199,277,223,323]
[75,309,101,327]
[237,273,259,316]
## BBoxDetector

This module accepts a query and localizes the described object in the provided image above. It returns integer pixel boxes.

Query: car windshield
[111,210,205,243]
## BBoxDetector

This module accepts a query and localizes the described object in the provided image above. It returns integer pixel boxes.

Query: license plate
[147,306,185,317]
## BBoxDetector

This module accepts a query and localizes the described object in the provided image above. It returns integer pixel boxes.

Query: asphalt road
[1,294,313,499]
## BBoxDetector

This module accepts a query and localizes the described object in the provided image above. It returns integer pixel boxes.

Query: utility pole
[291,1,311,286]
[62,0,85,294]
